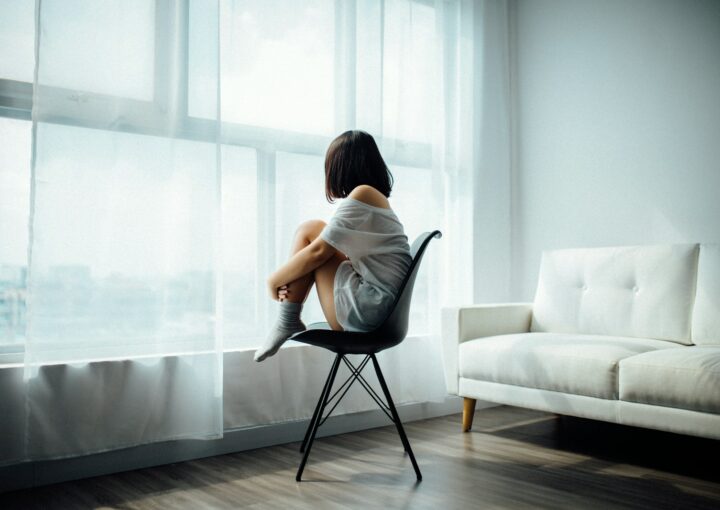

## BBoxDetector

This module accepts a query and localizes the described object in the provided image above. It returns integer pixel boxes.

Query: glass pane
[28,124,218,363]
[390,164,436,335]
[0,1,35,82]
[356,0,383,135]
[383,0,436,143]
[0,118,31,349]
[188,0,219,119]
[37,0,155,100]
[222,146,259,348]
[220,0,335,135]
[276,152,337,325]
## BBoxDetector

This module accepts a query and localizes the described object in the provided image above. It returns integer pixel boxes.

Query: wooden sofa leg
[462,398,477,432]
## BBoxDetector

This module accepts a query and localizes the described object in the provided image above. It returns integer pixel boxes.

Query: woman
[254,130,412,362]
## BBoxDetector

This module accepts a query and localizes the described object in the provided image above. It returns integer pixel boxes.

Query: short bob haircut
[324,130,394,202]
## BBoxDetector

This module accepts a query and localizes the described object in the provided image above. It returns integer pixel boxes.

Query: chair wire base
[296,353,423,482]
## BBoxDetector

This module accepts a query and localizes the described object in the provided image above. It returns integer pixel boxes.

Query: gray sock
[254,301,306,362]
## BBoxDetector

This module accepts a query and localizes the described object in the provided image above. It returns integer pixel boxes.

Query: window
[29,124,218,360]
[383,0,437,143]
[0,2,35,82]
[219,0,336,135]
[0,118,31,354]
[222,145,260,345]
[39,0,155,100]
[0,0,438,356]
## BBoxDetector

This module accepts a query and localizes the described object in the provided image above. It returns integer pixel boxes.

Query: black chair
[289,230,442,482]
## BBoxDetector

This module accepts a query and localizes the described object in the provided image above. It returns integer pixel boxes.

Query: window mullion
[0,79,32,120]
[176,0,190,120]
[154,0,189,123]
[334,0,357,132]
[379,0,385,138]
[256,150,277,333]
[355,0,384,137]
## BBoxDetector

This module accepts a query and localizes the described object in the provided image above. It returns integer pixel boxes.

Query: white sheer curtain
[25,0,223,459]
[1,0,490,463]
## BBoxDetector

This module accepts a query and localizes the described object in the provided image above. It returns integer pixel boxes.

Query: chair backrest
[371,230,442,348]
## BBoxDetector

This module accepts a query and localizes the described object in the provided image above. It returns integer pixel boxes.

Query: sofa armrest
[441,303,533,395]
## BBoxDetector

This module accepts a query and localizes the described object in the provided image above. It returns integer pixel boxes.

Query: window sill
[0,333,431,370]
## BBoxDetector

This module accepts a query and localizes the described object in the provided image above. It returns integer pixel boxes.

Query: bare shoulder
[348,185,390,209]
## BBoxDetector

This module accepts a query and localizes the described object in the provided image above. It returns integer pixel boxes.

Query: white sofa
[442,243,720,439]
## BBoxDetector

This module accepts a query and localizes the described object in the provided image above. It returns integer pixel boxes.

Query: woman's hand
[267,276,290,302]
[267,277,279,301]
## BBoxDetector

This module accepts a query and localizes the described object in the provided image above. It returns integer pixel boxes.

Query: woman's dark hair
[324,130,394,202]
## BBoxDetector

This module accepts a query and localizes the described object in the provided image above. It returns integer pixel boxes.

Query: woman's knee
[296,219,326,239]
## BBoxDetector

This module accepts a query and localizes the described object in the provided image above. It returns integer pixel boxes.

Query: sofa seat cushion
[619,347,720,414]
[459,332,677,399]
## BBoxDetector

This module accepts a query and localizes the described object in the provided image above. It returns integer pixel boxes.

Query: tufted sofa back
[530,244,699,344]
[692,244,720,345]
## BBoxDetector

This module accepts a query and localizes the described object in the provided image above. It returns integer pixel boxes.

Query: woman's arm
[267,237,337,300]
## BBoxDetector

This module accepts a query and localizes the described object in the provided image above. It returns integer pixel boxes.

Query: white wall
[511,0,720,300]
[473,0,513,303]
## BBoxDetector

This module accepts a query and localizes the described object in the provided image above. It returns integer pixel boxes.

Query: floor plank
[2,406,719,509]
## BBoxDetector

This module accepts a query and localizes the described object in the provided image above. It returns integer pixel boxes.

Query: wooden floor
[2,406,720,509]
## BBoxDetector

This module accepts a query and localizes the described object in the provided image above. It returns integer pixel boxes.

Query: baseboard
[0,396,494,493]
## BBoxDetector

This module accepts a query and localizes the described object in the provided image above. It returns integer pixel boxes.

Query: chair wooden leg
[462,397,477,432]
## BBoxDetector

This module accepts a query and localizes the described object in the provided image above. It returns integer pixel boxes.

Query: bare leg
[281,220,326,303]
[278,220,346,331]
[255,220,345,361]
[314,251,346,331]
